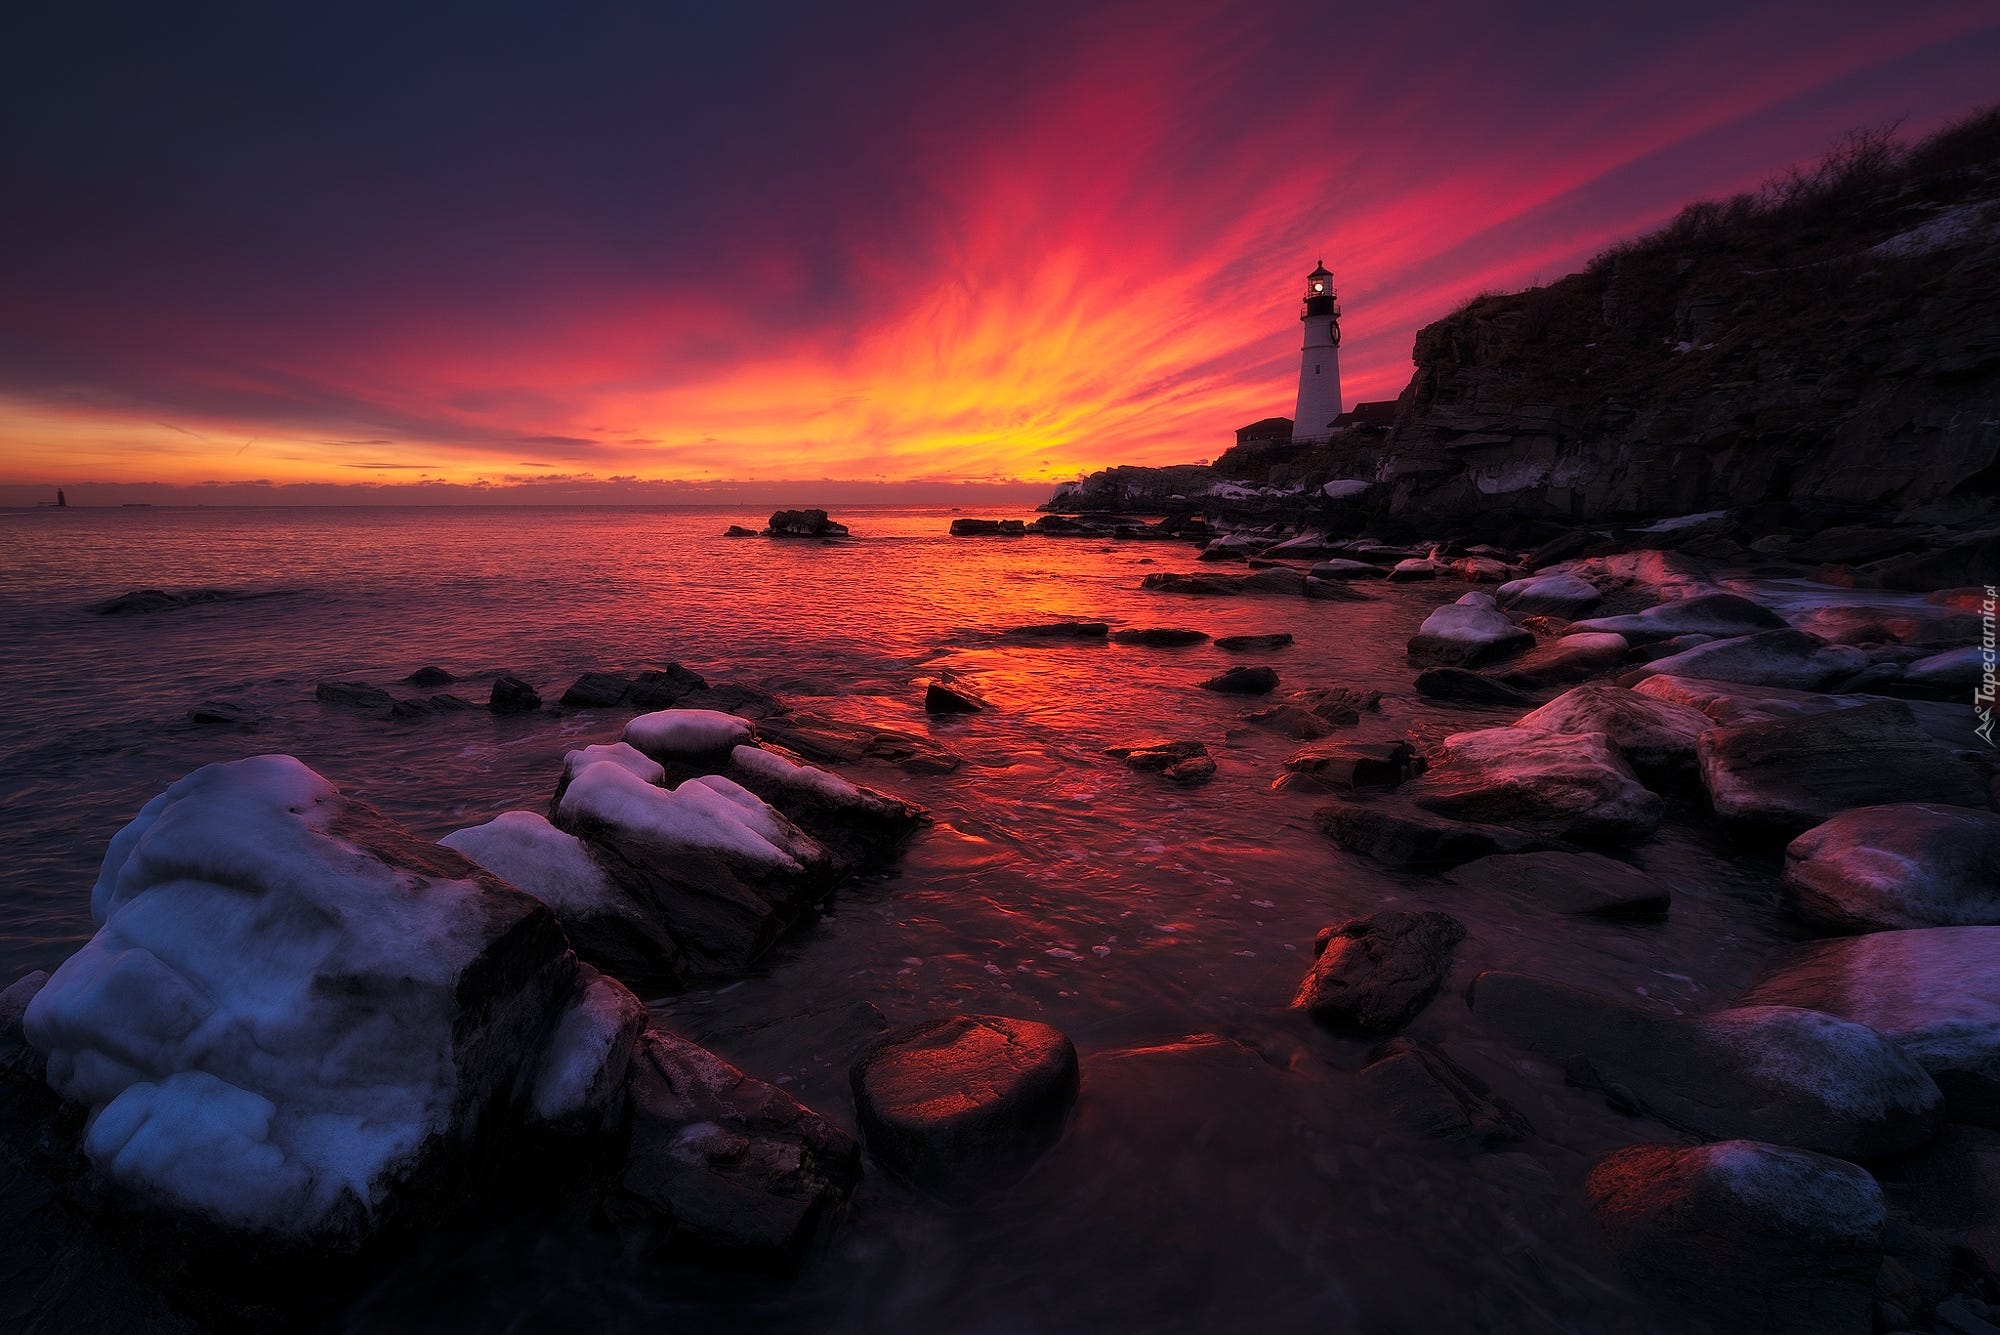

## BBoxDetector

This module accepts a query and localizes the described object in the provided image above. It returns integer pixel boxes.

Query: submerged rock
[1106,739,1216,784]
[1287,686,1382,723]
[1469,972,1942,1158]
[1214,632,1293,651]
[850,1015,1079,1192]
[1240,703,1339,739]
[1316,799,1548,870]
[1292,911,1467,1035]
[1410,728,1662,844]
[314,679,393,710]
[1443,850,1671,918]
[1413,667,1536,707]
[1697,700,1988,836]
[1568,592,1788,643]
[1109,627,1210,647]
[1406,593,1533,666]
[1743,928,2000,1127]
[1358,1038,1532,1147]
[489,673,542,715]
[612,1028,860,1255]
[1585,1140,1884,1335]
[1200,665,1278,694]
[186,699,259,727]
[1783,804,2000,932]
[1511,682,1714,785]
[1007,621,1110,641]
[21,756,579,1251]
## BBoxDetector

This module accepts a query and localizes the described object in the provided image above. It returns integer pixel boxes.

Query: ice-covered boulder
[1469,972,1941,1158]
[1410,728,1661,844]
[1320,479,1372,501]
[1625,629,1868,691]
[525,966,649,1140]
[721,743,930,867]
[1743,928,2000,1126]
[22,755,578,1248]
[1405,593,1533,666]
[1567,592,1786,643]
[1511,683,1714,784]
[1782,804,2000,933]
[622,708,755,771]
[1495,573,1601,618]
[441,810,688,991]
[1586,1141,1884,1335]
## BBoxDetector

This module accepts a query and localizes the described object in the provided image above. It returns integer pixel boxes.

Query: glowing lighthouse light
[1291,260,1343,444]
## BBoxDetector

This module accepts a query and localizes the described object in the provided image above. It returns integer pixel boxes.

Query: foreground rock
[1406,592,1533,666]
[923,679,985,714]
[1410,728,1661,844]
[1413,667,1535,707]
[1469,972,1941,1157]
[1106,739,1216,784]
[1568,592,1788,643]
[612,1028,860,1255]
[850,1015,1079,1192]
[1200,665,1277,694]
[1291,911,1467,1036]
[1783,804,2000,932]
[1697,700,1988,836]
[1358,1038,1532,1147]
[1585,1141,1884,1335]
[22,756,579,1251]
[1511,683,1714,785]
[1743,928,2000,1127]
[1316,800,1548,871]
[1444,850,1671,918]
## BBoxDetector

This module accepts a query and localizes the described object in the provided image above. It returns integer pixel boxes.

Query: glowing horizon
[3,2,1997,502]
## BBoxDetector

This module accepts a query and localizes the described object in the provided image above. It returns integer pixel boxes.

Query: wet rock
[1240,704,1338,739]
[442,806,691,992]
[1358,1038,1532,1146]
[949,518,1025,536]
[1698,700,1988,836]
[850,1015,1079,1192]
[1,970,49,1084]
[1141,571,1244,595]
[1496,631,1630,688]
[1201,533,1265,560]
[1443,850,1671,918]
[1242,567,1308,596]
[676,679,788,720]
[1495,573,1602,618]
[403,665,456,688]
[314,679,393,709]
[1109,627,1210,647]
[524,967,649,1141]
[1469,972,1942,1157]
[759,713,961,774]
[764,508,848,538]
[923,680,985,714]
[1626,628,1869,691]
[1413,667,1536,706]
[1865,529,2000,592]
[1292,911,1467,1035]
[723,524,757,537]
[1316,799,1549,870]
[388,692,476,719]
[1388,558,1444,581]
[1585,1140,1884,1335]
[628,664,709,709]
[1511,682,1714,785]
[560,667,628,707]
[1284,740,1414,789]
[1904,645,1987,694]
[722,743,931,867]
[186,699,258,727]
[1106,739,1217,784]
[1007,620,1110,641]
[1406,592,1533,666]
[1449,556,1515,583]
[1309,559,1387,580]
[1266,533,1349,558]
[1633,672,1859,725]
[22,757,579,1252]
[1783,804,2000,933]
[612,1028,860,1255]
[1743,928,2000,1127]
[1303,575,1370,601]
[490,673,542,714]
[1410,728,1662,844]
[87,588,251,616]
[1568,592,1788,643]
[1201,665,1278,694]
[1215,632,1293,651]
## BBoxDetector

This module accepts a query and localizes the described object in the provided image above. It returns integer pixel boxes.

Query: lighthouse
[1291,261,1342,442]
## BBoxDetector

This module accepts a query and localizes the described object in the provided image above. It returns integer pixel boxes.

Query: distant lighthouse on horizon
[1291,260,1342,442]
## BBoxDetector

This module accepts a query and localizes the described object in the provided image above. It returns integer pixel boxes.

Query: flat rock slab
[1497,631,1630,689]
[1106,739,1216,784]
[1358,1038,1532,1147]
[1443,850,1671,918]
[1140,572,1244,596]
[1406,593,1533,667]
[1292,911,1467,1035]
[1201,665,1278,694]
[758,713,961,774]
[1006,621,1109,641]
[1697,699,1988,836]
[1627,628,1868,692]
[1742,927,2000,1127]
[851,1015,1079,1192]
[1241,704,1339,739]
[1469,971,1942,1158]
[1411,727,1662,844]
[924,680,985,714]
[1512,682,1714,784]
[1586,1140,1884,1335]
[1109,628,1210,647]
[1783,803,2000,932]
[1569,592,1788,643]
[1284,740,1414,789]
[1214,632,1292,651]
[1316,799,1549,871]
[1413,667,1535,707]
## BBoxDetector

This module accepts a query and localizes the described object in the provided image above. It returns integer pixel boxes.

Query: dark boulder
[949,517,1025,536]
[765,508,849,538]
[1106,739,1217,784]
[1291,911,1467,1035]
[1140,572,1244,596]
[1284,740,1414,789]
[1200,665,1278,695]
[1007,621,1110,641]
[561,672,633,709]
[850,1015,1079,1192]
[1783,803,2000,932]
[1109,627,1210,647]
[628,664,709,709]
[403,665,456,688]
[723,524,757,537]
[1214,632,1293,651]
[1413,667,1535,707]
[924,680,986,715]
[186,699,259,727]
[490,674,542,714]
[1240,704,1338,739]
[314,679,393,710]
[1359,1038,1532,1147]
[1316,799,1548,870]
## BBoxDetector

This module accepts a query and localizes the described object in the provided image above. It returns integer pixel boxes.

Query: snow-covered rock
[622,709,755,766]
[441,810,688,990]
[562,741,664,787]
[1406,593,1533,666]
[1511,682,1714,784]
[1783,804,2000,933]
[1626,629,1867,691]
[1744,927,2000,1126]
[526,966,648,1138]
[722,744,929,868]
[1410,728,1661,844]
[559,760,822,875]
[1320,479,1372,500]
[1567,592,1786,643]
[22,755,578,1247]
[1586,1140,1884,1335]
[1495,573,1601,618]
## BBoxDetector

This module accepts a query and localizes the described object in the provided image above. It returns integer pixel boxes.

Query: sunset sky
[3,1,1997,505]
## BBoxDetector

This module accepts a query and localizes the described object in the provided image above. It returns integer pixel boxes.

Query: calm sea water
[0,505,1796,1334]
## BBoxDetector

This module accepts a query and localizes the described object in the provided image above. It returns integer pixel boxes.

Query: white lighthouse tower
[1291,261,1342,442]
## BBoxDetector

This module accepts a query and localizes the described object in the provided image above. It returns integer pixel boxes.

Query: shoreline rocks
[1782,804,2000,932]
[764,509,849,538]
[1291,911,1466,1035]
[1410,728,1662,844]
[1406,593,1533,666]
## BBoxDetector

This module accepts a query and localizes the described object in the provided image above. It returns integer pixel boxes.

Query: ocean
[0,504,1788,1332]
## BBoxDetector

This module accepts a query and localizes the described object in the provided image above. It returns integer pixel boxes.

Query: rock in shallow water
[1358,1038,1532,1147]
[1108,627,1209,647]
[1782,803,2000,933]
[1495,573,1601,618]
[1106,739,1216,784]
[1200,665,1277,695]
[1413,666,1536,707]
[1292,911,1466,1035]
[1405,593,1533,667]
[1511,682,1714,785]
[1585,1140,1884,1335]
[1410,727,1662,844]
[1315,799,1549,870]
[923,680,985,714]
[1443,850,1671,918]
[1626,628,1869,691]
[1214,632,1292,651]
[1283,740,1414,789]
[489,673,542,714]
[850,1015,1079,1192]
